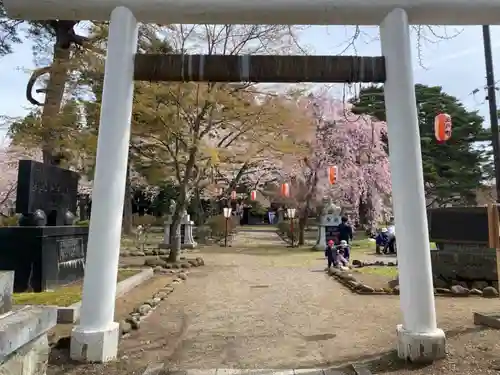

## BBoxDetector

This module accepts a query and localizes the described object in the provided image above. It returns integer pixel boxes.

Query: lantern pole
[483,25,500,203]
[223,207,232,247]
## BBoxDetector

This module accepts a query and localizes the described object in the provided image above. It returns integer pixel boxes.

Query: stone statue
[169,199,176,215]
[323,198,341,216]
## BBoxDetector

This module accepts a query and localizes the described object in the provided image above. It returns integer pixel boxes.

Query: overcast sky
[1,24,499,143]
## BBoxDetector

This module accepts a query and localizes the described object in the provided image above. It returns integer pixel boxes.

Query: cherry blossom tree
[274,93,392,243]
[319,96,392,228]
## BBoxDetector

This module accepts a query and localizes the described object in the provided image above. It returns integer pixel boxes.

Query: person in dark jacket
[325,240,337,268]
[375,228,389,254]
[338,216,353,244]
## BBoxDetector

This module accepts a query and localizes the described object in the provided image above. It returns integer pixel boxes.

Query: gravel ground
[118,251,500,369]
[48,229,500,374]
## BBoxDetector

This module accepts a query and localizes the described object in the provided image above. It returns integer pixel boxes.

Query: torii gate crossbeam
[4,0,472,367]
[6,0,500,25]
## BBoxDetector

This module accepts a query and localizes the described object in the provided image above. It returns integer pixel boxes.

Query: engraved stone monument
[314,199,342,251]
[0,160,88,292]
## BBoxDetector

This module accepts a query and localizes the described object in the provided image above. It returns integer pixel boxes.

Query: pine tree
[351,84,491,206]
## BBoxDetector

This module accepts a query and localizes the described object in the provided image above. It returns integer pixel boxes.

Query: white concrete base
[396,324,446,363]
[70,322,119,362]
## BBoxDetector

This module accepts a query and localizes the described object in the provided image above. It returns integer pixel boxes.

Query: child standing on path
[325,240,337,268]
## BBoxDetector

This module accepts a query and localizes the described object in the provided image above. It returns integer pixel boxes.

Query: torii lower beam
[3,0,454,366]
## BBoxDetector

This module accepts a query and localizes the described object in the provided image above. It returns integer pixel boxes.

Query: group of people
[324,216,353,269]
[325,239,351,269]
[375,224,396,254]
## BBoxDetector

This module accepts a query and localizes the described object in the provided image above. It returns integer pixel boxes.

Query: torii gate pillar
[70,6,138,363]
[381,8,446,362]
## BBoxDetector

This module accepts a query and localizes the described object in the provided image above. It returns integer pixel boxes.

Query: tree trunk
[194,188,205,225]
[358,196,369,227]
[122,163,133,235]
[168,186,187,263]
[298,215,306,245]
[168,141,198,262]
[41,46,71,164]
[168,215,182,263]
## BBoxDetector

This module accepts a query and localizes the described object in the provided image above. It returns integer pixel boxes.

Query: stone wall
[430,243,497,282]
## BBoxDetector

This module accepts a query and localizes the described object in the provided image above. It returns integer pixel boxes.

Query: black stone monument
[0,160,89,292]
[325,225,340,244]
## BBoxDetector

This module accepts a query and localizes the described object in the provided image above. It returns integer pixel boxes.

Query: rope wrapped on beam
[134,54,386,83]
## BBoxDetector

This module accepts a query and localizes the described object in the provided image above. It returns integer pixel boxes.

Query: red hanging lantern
[281,182,290,197]
[231,190,237,200]
[250,190,257,201]
[434,113,452,143]
[328,166,338,185]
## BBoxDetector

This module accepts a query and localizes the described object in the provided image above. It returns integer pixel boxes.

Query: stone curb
[141,366,368,375]
[474,312,500,329]
[327,266,499,298]
[120,257,205,336]
[351,260,397,267]
[56,268,154,324]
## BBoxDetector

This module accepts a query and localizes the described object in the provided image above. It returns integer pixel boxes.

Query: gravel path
[118,230,500,371]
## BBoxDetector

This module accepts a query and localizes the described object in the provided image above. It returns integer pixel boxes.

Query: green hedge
[132,214,165,227]
[276,220,300,245]
[0,215,19,227]
[206,214,239,240]
[75,220,90,227]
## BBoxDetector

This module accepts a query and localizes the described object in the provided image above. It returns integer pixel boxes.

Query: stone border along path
[120,257,205,336]
[142,365,372,375]
[330,262,500,298]
[57,268,154,323]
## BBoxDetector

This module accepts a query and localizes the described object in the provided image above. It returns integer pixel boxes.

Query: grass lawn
[202,244,324,268]
[13,269,139,307]
[121,232,164,252]
[355,266,398,278]
[353,266,398,289]
[350,238,374,252]
[350,238,438,255]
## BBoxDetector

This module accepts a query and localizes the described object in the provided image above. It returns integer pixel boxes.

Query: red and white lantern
[281,182,290,197]
[250,190,257,201]
[328,166,338,185]
[434,113,452,143]
[231,190,237,200]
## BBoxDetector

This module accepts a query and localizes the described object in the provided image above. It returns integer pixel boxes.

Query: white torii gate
[5,0,500,365]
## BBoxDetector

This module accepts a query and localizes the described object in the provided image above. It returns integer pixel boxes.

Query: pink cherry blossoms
[278,93,392,228]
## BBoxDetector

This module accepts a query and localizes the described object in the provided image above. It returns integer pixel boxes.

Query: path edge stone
[57,268,154,324]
